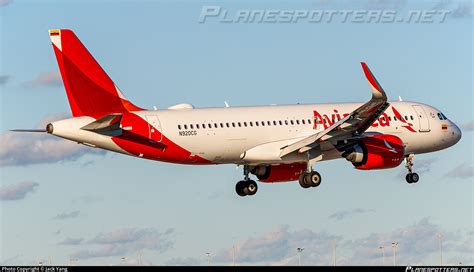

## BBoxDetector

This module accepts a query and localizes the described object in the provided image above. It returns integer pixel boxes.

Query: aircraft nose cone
[452,122,462,144]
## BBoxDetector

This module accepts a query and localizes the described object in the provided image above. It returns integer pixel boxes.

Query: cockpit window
[437,112,448,120]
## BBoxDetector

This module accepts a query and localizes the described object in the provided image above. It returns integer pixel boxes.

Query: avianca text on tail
[13,29,462,197]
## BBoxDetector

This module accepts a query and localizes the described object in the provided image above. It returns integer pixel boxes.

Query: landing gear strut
[405,154,420,184]
[236,166,258,197]
[298,161,322,189]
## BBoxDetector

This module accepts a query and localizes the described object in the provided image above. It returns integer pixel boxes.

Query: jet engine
[342,134,405,170]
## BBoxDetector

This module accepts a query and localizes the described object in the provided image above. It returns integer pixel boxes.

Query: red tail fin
[49,29,142,118]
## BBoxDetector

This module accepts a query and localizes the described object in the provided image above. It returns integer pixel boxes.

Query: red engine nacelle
[342,134,405,170]
[252,163,307,183]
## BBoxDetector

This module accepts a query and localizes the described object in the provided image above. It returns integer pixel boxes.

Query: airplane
[13,29,462,197]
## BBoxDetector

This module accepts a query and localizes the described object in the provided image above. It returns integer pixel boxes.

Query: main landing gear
[405,154,420,184]
[235,166,258,197]
[298,162,322,189]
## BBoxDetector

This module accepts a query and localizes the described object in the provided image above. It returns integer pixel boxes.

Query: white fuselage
[50,101,462,166]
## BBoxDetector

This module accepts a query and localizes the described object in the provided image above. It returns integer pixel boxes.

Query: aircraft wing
[279,62,390,157]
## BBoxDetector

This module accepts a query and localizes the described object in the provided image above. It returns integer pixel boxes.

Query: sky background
[0,0,472,266]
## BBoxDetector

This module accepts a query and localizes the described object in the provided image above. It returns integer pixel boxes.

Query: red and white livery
[15,29,462,196]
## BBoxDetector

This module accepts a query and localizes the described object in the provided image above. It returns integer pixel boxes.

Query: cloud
[328,208,375,221]
[207,218,472,266]
[444,163,473,179]
[343,218,465,265]
[461,120,474,131]
[212,225,341,265]
[58,237,83,246]
[23,71,62,88]
[432,0,472,18]
[0,75,11,85]
[71,227,174,260]
[53,210,80,220]
[119,257,153,266]
[165,257,201,266]
[451,1,472,18]
[1,112,105,166]
[0,181,39,201]
[0,0,12,7]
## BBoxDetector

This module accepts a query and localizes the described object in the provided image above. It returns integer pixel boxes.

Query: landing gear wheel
[299,173,310,189]
[299,171,322,188]
[235,180,247,196]
[405,174,413,183]
[410,173,419,183]
[405,173,420,184]
[309,172,322,187]
[244,180,258,196]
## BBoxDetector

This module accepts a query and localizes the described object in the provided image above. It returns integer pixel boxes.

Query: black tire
[309,172,322,187]
[411,173,419,183]
[236,180,247,196]
[246,180,258,196]
[299,173,310,188]
[405,173,413,184]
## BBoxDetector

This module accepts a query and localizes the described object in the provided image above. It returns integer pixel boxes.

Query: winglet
[361,62,387,100]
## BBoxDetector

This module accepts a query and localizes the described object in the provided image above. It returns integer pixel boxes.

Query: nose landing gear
[405,154,420,184]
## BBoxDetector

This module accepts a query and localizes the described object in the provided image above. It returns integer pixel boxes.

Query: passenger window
[388,116,392,121]
[261,121,265,126]
[202,123,206,128]
[220,123,224,128]
[394,116,397,121]
[256,122,259,127]
[196,124,200,129]
[244,122,247,127]
[285,120,288,125]
[232,122,235,127]
[267,121,271,126]
[214,123,218,128]
[296,120,300,125]
[289,120,294,125]
[226,123,230,128]
[273,121,277,126]
[404,116,408,121]
[184,125,188,129]
[208,124,212,129]
[190,124,193,129]
[250,122,253,127]
[410,116,414,121]
[238,122,241,127]
[308,119,311,124]
[279,121,283,125]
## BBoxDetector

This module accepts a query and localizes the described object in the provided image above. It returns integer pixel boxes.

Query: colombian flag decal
[49,30,60,36]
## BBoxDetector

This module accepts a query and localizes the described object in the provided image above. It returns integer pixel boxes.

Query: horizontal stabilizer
[81,113,122,133]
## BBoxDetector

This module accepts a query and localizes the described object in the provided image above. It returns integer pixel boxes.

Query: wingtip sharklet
[360,62,387,100]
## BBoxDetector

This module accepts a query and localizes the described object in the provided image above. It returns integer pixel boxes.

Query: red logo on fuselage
[312,106,416,132]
